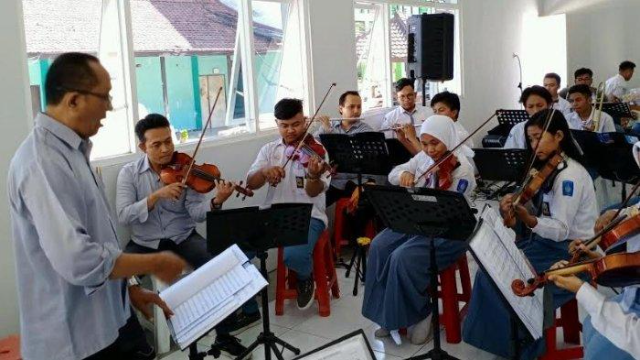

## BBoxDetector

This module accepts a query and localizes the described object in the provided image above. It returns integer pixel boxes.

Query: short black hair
[339,91,360,106]
[520,85,552,105]
[568,84,592,99]
[274,98,303,120]
[574,68,593,79]
[135,113,171,142]
[395,78,414,93]
[544,72,561,86]
[45,52,101,106]
[430,91,460,113]
[620,61,636,71]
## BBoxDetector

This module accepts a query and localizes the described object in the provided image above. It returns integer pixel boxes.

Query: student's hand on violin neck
[547,274,584,293]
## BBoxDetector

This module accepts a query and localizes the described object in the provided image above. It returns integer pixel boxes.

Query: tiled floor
[160,263,505,360]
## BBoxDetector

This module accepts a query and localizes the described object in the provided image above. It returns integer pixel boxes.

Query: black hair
[568,84,592,99]
[339,91,360,106]
[135,113,171,142]
[524,109,585,166]
[574,68,593,79]
[620,61,636,71]
[395,78,414,93]
[520,85,552,105]
[430,91,461,115]
[45,52,101,106]
[274,98,303,121]
[544,72,561,86]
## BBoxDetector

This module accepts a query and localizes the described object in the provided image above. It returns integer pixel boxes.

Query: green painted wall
[134,57,164,115]
[27,58,50,111]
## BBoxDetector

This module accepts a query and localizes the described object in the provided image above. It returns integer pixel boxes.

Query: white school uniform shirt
[387,151,476,196]
[504,121,527,149]
[247,138,331,226]
[553,97,573,118]
[576,226,640,359]
[566,107,617,133]
[453,120,475,148]
[532,157,597,241]
[605,74,629,101]
[381,105,434,138]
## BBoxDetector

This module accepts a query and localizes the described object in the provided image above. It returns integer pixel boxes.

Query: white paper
[469,206,544,340]
[159,245,268,349]
[297,334,374,360]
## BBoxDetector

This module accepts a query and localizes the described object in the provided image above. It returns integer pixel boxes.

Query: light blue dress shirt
[116,156,211,249]
[8,113,128,360]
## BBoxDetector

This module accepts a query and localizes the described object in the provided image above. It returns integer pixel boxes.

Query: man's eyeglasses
[58,87,112,104]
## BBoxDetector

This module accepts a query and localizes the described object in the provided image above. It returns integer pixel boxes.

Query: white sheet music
[469,206,545,340]
[297,333,374,360]
[160,245,268,349]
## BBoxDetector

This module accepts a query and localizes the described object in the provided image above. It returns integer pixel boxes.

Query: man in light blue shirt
[116,114,257,357]
[8,53,187,360]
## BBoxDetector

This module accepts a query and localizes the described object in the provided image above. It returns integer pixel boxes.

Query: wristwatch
[127,276,141,287]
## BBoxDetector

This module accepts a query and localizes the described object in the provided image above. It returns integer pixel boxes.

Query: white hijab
[419,115,473,158]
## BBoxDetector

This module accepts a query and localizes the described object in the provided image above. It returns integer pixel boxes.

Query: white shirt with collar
[247,138,331,226]
[605,74,629,100]
[553,97,573,118]
[567,107,617,133]
[387,151,476,196]
[381,105,434,138]
[504,121,527,149]
[532,157,597,241]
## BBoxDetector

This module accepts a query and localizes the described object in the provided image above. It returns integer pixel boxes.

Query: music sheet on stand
[469,206,544,340]
[160,245,268,350]
[297,334,374,360]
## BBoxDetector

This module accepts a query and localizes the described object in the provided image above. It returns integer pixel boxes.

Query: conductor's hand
[262,166,286,186]
[399,172,415,188]
[129,285,174,320]
[151,251,188,284]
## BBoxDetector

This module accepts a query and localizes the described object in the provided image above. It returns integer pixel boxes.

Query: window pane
[22,0,133,159]
[252,0,306,130]
[130,0,253,143]
[354,3,389,111]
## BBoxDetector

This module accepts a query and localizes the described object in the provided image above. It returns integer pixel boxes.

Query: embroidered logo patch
[562,180,574,197]
[456,179,469,193]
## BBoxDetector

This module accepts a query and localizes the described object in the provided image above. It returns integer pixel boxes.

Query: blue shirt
[8,113,128,360]
[116,156,211,249]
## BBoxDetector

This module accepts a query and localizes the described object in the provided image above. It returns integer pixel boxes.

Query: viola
[512,251,640,297]
[160,152,254,199]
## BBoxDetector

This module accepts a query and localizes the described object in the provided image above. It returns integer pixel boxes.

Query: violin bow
[413,111,498,186]
[281,83,337,169]
[181,86,223,186]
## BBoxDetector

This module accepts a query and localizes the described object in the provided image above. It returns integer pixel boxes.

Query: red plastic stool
[437,255,473,344]
[539,299,583,360]
[332,198,351,258]
[0,335,21,360]
[275,230,340,317]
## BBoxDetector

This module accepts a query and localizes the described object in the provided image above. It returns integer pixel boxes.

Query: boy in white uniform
[544,72,572,118]
[605,61,636,102]
[567,84,616,133]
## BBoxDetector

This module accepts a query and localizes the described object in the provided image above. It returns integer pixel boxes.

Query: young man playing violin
[246,98,331,310]
[546,142,640,360]
[116,114,255,357]
[362,115,476,346]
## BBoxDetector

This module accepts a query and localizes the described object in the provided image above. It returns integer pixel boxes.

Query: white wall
[0,0,32,338]
[564,0,640,88]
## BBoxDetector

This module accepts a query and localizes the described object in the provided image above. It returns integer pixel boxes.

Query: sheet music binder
[473,148,528,182]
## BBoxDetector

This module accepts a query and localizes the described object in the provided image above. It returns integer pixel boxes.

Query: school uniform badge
[456,179,469,193]
[562,180,574,196]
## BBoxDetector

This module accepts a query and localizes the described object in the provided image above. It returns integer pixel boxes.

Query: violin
[426,153,458,190]
[160,152,254,198]
[512,251,640,297]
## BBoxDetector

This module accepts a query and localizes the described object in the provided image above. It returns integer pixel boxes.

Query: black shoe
[229,311,262,335]
[296,278,316,310]
[215,334,251,359]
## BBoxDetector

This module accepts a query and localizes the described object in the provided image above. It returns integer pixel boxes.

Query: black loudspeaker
[407,13,454,81]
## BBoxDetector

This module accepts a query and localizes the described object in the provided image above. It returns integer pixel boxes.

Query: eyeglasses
[58,87,112,104]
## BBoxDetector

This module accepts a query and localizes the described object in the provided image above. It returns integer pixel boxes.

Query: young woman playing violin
[463,109,599,359]
[361,115,476,346]
[246,98,331,311]
[545,142,640,360]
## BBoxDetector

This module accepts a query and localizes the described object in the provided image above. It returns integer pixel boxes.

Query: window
[354,0,462,111]
[22,0,311,160]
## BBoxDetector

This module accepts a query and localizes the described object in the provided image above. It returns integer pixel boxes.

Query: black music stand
[497,109,529,129]
[364,185,477,360]
[602,102,634,120]
[474,148,529,199]
[207,204,313,360]
[320,132,391,295]
[482,110,529,148]
[386,138,414,166]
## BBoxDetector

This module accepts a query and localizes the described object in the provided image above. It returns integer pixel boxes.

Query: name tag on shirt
[296,176,305,189]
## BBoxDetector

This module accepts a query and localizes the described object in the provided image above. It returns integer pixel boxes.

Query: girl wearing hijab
[361,115,476,345]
